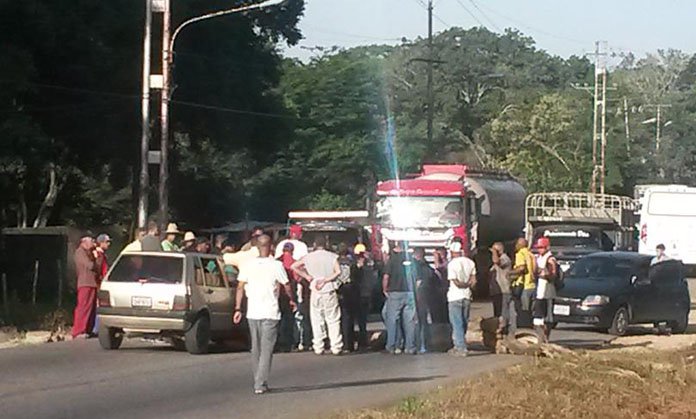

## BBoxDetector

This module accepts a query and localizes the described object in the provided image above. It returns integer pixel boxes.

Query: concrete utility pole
[644,104,672,152]
[159,0,171,227]
[137,0,153,229]
[426,0,434,144]
[572,41,615,195]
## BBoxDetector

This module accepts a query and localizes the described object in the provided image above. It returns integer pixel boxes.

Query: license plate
[553,304,570,316]
[131,296,152,308]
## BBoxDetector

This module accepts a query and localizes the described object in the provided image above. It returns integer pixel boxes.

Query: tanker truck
[372,164,526,295]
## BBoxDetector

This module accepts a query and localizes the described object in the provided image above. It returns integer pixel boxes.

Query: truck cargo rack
[526,192,636,228]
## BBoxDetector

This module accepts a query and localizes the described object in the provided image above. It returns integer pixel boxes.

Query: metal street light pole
[137,0,153,229]
[158,0,286,227]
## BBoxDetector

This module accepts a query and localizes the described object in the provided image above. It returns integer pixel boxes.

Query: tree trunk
[33,164,64,228]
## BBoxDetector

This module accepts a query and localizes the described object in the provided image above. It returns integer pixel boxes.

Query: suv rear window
[109,255,184,283]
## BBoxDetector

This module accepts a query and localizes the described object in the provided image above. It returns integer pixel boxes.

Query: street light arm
[168,0,285,57]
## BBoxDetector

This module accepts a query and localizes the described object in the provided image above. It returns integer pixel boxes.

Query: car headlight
[582,295,610,306]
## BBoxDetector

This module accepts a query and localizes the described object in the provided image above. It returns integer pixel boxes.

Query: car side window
[202,257,226,288]
[193,257,205,286]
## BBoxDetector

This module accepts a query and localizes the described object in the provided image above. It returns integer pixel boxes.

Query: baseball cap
[283,241,295,251]
[96,234,111,243]
[354,243,367,254]
[535,237,551,249]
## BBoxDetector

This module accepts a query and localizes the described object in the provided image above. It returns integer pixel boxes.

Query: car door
[200,255,234,333]
[630,259,661,322]
[648,260,687,321]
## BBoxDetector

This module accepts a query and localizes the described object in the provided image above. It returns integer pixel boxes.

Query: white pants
[310,292,343,354]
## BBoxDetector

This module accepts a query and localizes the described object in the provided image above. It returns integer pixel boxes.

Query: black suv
[552,252,690,336]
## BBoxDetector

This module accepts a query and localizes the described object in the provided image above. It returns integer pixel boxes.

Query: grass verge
[343,347,696,419]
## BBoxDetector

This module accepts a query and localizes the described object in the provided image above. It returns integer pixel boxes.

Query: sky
[282,0,696,61]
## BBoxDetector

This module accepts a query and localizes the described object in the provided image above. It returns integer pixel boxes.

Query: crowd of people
[71,221,564,393]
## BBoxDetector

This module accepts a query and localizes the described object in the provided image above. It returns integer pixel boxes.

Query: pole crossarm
[169,0,284,57]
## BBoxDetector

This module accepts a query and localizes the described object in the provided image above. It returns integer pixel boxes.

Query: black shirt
[385,252,416,292]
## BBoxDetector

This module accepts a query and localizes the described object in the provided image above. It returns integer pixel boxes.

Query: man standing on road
[490,242,515,335]
[292,237,343,355]
[275,225,309,260]
[510,238,536,327]
[92,234,112,335]
[72,235,103,339]
[533,238,558,343]
[651,243,671,266]
[382,241,418,355]
[447,242,477,357]
[140,221,162,252]
[233,235,296,395]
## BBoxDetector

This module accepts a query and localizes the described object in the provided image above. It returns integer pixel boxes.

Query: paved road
[0,302,615,419]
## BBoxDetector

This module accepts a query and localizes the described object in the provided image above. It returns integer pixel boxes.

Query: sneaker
[448,348,468,357]
[394,348,403,355]
[254,388,267,395]
[403,349,417,355]
[298,344,305,351]
[314,349,325,355]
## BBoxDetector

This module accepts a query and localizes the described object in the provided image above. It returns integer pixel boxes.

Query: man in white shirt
[274,224,309,260]
[447,241,477,357]
[532,237,558,343]
[292,236,343,355]
[234,235,296,395]
[651,243,670,266]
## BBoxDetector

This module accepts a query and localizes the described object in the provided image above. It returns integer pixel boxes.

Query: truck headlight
[582,295,610,306]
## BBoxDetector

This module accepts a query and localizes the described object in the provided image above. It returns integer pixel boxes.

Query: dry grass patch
[343,347,696,419]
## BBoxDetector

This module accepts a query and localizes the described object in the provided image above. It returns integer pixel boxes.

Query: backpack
[549,257,565,290]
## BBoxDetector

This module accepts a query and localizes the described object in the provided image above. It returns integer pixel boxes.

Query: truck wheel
[608,307,629,336]
[98,325,124,350]
[185,315,211,355]
[669,312,689,334]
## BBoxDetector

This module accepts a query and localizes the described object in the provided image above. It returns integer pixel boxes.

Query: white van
[637,184,696,265]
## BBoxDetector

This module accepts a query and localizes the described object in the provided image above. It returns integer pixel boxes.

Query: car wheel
[669,312,689,334]
[185,315,211,355]
[608,307,629,336]
[98,325,124,350]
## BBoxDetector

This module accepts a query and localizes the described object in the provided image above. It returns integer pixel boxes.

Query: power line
[302,24,402,42]
[412,0,449,28]
[454,0,486,28]
[467,0,502,32]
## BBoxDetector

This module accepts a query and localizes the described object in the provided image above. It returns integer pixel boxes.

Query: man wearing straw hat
[161,223,182,252]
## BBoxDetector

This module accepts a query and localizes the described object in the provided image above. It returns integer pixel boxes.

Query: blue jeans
[385,292,417,353]
[448,298,471,351]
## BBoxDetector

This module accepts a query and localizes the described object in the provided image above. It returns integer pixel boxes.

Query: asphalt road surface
[0,303,614,419]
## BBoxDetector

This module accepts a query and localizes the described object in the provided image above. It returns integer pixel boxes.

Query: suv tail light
[97,290,111,308]
[173,295,190,311]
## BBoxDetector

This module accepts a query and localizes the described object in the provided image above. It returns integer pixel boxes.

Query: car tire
[669,312,689,334]
[98,325,124,350]
[185,315,211,355]
[608,307,629,336]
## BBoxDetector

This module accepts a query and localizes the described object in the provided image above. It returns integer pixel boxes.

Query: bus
[636,184,696,266]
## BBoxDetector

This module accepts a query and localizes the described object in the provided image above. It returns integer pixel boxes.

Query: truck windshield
[376,196,462,228]
[109,255,184,283]
[533,227,601,249]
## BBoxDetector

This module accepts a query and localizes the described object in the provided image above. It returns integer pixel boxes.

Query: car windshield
[567,257,633,281]
[109,255,184,283]
[533,227,601,249]
[376,196,462,229]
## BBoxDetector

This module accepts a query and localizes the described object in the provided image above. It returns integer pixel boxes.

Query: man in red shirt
[92,234,112,335]
[72,235,103,339]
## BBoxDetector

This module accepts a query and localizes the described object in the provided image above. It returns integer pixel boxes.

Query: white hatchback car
[97,251,245,354]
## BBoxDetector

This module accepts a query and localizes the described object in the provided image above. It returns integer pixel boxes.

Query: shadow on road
[272,375,446,393]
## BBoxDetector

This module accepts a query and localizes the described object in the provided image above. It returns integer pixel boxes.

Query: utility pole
[572,41,614,194]
[426,0,434,144]
[159,0,171,228]
[644,104,672,152]
[137,0,153,229]
[623,97,631,152]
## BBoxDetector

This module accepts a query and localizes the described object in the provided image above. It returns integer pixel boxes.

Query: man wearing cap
[72,235,103,339]
[275,225,309,260]
[161,223,182,251]
[446,241,477,356]
[533,237,558,343]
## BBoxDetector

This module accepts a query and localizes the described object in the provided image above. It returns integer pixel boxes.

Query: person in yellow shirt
[509,238,536,327]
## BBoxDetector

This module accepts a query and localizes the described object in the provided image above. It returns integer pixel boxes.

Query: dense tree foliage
[2,5,696,231]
